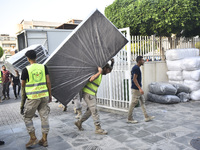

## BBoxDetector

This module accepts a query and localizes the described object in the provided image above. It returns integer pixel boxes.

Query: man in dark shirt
[127,56,154,123]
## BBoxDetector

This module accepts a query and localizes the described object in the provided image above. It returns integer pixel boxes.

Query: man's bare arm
[46,74,52,102]
[133,74,144,95]
[89,67,102,82]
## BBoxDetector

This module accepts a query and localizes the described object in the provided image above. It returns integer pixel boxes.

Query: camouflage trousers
[80,92,100,126]
[24,97,50,133]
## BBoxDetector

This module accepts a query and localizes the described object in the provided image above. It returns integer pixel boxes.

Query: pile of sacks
[166,48,200,101]
[147,82,190,104]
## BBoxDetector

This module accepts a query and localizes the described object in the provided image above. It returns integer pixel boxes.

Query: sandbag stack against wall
[166,48,200,101]
[147,82,190,104]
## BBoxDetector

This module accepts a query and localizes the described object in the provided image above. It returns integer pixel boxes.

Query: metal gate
[97,27,132,112]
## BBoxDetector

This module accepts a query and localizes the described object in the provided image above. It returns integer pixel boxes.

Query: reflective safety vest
[0,72,2,83]
[83,74,102,96]
[25,63,49,99]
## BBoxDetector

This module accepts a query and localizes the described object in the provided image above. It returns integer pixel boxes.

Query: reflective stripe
[25,82,46,87]
[90,82,99,87]
[26,90,48,96]
[85,85,96,93]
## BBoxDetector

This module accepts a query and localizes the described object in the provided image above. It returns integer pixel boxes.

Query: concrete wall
[140,61,168,99]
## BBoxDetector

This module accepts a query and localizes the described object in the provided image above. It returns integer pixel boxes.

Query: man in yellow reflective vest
[75,58,114,135]
[21,50,52,148]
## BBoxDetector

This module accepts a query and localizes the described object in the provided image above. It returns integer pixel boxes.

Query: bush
[0,46,4,58]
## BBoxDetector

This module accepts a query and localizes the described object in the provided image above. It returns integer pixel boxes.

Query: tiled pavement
[0,92,199,150]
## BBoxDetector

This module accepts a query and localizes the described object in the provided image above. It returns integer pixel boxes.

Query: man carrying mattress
[127,56,155,123]
[75,58,114,135]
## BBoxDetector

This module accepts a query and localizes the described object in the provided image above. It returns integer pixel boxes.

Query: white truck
[17,29,73,55]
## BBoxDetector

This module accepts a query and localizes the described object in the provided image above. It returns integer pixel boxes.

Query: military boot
[95,125,107,135]
[26,131,38,148]
[38,133,48,147]
[74,120,84,131]
[75,109,82,119]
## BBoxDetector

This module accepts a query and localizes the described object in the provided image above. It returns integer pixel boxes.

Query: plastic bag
[166,48,199,61]
[148,82,177,95]
[166,71,183,81]
[147,92,180,104]
[177,92,190,102]
[181,57,200,71]
[169,80,184,85]
[166,60,182,71]
[190,89,200,101]
[183,70,200,81]
[44,10,128,106]
[171,83,190,94]
[184,80,200,91]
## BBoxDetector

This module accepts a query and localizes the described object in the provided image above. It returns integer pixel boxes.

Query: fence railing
[131,35,200,61]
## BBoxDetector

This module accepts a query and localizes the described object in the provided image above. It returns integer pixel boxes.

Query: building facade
[17,20,63,33]
[0,34,17,61]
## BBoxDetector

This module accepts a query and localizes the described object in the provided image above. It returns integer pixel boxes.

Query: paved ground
[0,91,199,150]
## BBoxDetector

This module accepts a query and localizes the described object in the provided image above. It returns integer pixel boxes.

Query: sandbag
[169,80,184,85]
[181,57,200,71]
[171,83,190,93]
[166,71,183,81]
[177,92,190,102]
[166,48,199,61]
[184,80,200,91]
[166,60,182,71]
[148,82,177,95]
[147,92,181,104]
[190,89,200,101]
[183,70,200,81]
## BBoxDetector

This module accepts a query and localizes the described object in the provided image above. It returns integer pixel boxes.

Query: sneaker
[0,140,5,145]
[6,97,10,100]
[127,119,138,124]
[15,97,17,100]
[145,116,155,122]
[2,97,6,100]
[0,99,2,103]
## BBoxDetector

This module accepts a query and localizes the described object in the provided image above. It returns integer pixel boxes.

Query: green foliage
[0,46,4,58]
[105,0,200,37]
[195,42,200,50]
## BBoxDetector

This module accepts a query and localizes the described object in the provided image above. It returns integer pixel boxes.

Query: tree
[105,0,200,37]
[0,46,4,58]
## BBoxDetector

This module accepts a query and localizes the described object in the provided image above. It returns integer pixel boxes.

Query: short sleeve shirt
[131,65,142,90]
[2,70,10,83]
[21,65,49,81]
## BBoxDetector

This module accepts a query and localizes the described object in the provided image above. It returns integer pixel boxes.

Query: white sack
[166,48,199,61]
[183,70,200,81]
[167,71,183,81]
[169,80,184,85]
[166,60,183,71]
[190,89,200,101]
[184,80,200,91]
[181,57,200,71]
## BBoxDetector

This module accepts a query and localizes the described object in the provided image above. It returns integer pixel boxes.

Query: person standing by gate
[11,70,21,99]
[0,70,3,103]
[21,50,52,148]
[127,56,154,124]
[2,65,11,100]
[75,58,114,135]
